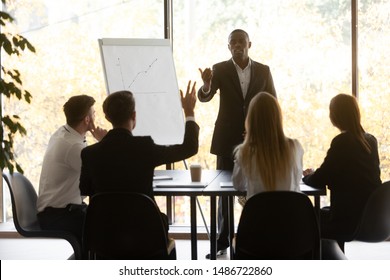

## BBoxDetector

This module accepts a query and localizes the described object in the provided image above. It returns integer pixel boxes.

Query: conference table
[153,169,326,260]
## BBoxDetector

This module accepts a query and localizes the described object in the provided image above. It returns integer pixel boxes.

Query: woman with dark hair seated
[303,94,381,250]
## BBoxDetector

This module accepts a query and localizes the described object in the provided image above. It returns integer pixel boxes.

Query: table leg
[228,195,234,259]
[166,196,173,224]
[314,195,322,259]
[210,196,217,260]
[314,196,320,217]
[190,196,197,260]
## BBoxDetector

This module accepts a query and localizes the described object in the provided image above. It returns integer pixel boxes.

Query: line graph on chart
[116,57,159,91]
[99,38,184,144]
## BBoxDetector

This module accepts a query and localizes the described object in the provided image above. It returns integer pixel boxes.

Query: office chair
[83,192,176,260]
[2,171,82,259]
[334,181,390,255]
[233,191,321,260]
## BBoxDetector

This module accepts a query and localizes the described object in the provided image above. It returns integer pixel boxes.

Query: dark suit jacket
[79,121,199,200]
[197,59,276,158]
[303,132,381,238]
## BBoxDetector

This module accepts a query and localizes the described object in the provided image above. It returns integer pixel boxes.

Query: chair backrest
[84,192,171,259]
[354,181,390,242]
[234,191,320,260]
[2,171,82,259]
[2,171,40,233]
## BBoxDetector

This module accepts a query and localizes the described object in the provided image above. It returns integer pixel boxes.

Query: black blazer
[79,121,199,200]
[303,132,381,236]
[197,59,276,158]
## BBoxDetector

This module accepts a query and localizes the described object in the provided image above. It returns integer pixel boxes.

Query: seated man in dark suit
[79,81,198,234]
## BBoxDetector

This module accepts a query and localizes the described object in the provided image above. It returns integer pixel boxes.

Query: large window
[173,0,352,220]
[358,0,390,180]
[2,0,165,219]
[173,0,353,171]
[2,0,389,224]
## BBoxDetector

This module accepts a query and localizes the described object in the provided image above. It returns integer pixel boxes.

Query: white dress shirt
[232,58,252,99]
[37,124,86,212]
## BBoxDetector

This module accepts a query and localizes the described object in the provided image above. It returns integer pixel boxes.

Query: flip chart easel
[99,38,184,145]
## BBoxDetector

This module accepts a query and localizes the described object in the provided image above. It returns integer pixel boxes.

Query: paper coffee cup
[190,164,202,182]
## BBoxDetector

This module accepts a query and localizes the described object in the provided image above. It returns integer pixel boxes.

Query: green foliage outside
[0,0,35,174]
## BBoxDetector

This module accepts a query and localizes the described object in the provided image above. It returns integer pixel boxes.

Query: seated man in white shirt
[37,95,107,247]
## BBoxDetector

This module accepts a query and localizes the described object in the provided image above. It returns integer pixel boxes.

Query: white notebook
[153,175,173,181]
[220,182,234,188]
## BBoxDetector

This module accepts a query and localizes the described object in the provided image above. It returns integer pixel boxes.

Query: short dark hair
[103,90,135,127]
[229,29,250,40]
[63,95,95,126]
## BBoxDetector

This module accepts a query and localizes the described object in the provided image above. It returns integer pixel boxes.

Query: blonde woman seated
[232,92,304,204]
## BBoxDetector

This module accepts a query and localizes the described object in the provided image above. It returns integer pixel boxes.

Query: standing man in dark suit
[198,29,276,258]
[79,81,198,235]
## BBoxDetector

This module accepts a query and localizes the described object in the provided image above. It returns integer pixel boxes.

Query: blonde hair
[234,92,295,191]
